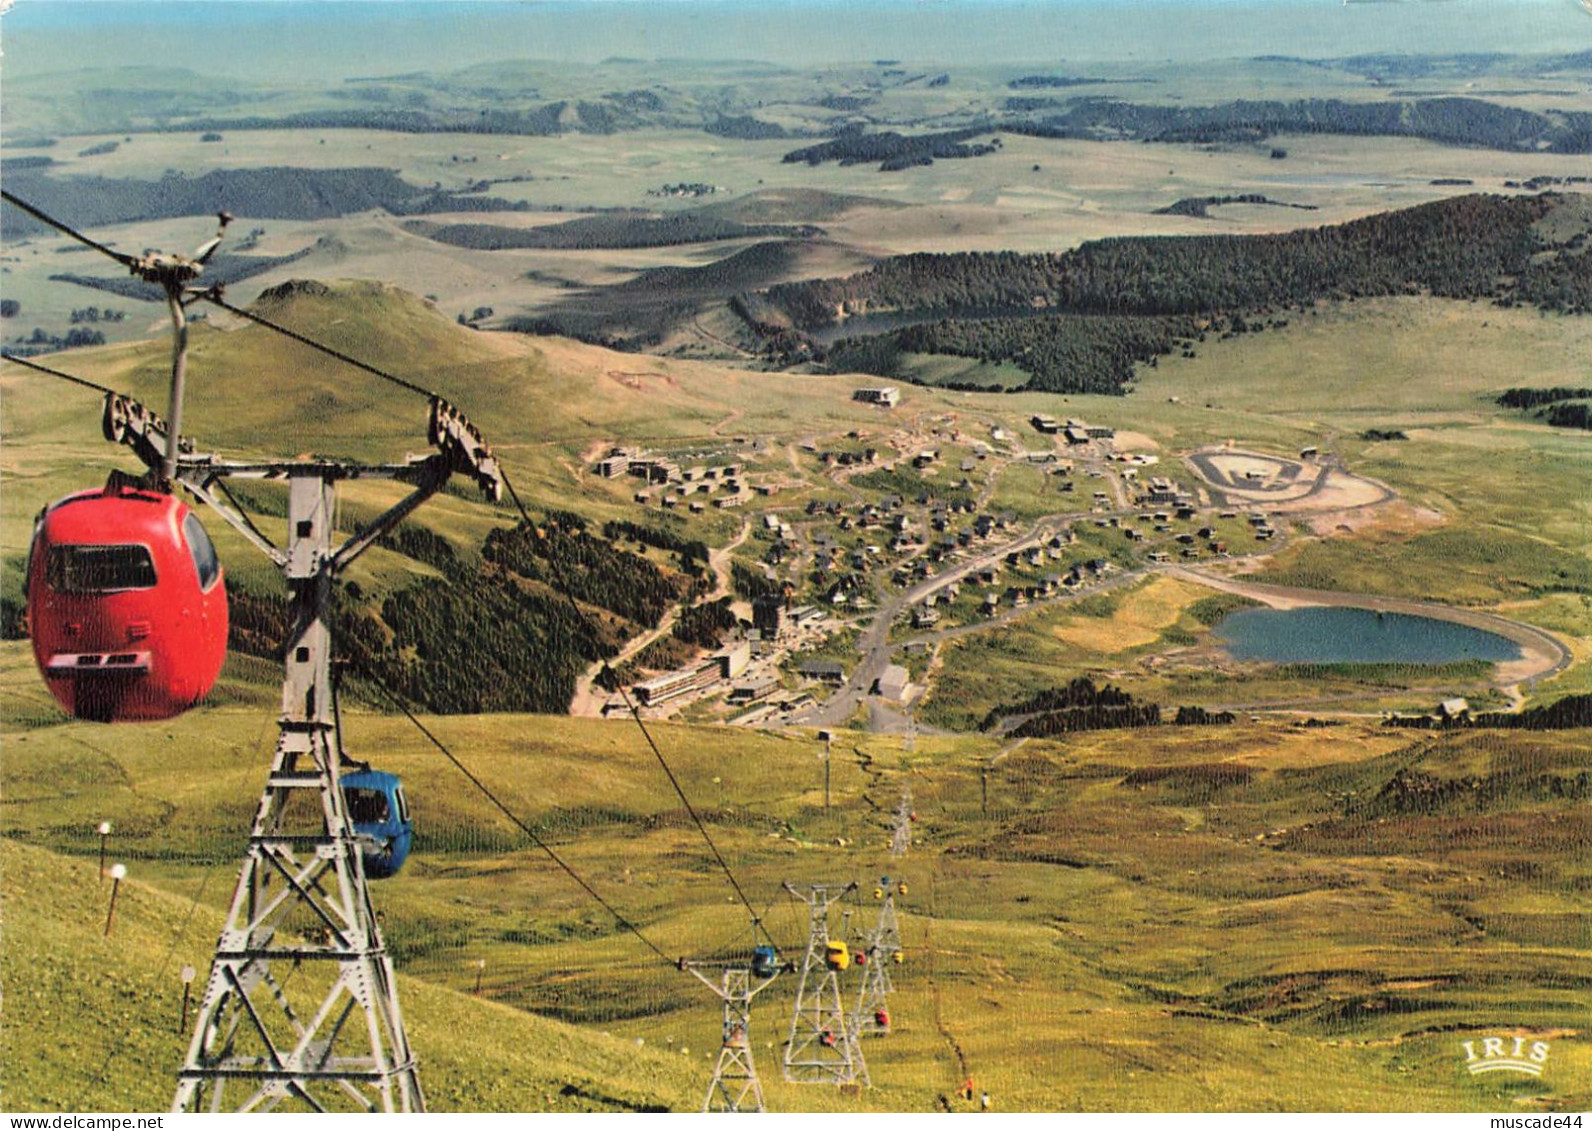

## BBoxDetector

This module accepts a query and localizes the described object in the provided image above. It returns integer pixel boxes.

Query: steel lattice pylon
[174,473,430,1113]
[683,965,780,1112]
[890,787,913,857]
[853,886,901,1038]
[782,883,867,1086]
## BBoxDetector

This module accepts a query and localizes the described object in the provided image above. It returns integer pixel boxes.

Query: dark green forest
[226,518,692,715]
[744,193,1591,393]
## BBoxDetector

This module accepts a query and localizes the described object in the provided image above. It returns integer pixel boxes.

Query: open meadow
[3,7,1591,1113]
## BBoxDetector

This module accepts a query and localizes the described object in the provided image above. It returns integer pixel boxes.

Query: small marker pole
[474,958,485,996]
[179,965,196,1033]
[104,863,127,935]
[97,821,112,881]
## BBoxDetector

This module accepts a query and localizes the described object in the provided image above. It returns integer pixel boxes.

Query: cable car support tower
[680,956,783,1112]
[782,882,868,1087]
[38,215,503,1112]
[852,879,902,1038]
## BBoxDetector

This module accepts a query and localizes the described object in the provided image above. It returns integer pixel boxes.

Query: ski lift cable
[0,351,118,395]
[1,189,137,268]
[367,672,676,967]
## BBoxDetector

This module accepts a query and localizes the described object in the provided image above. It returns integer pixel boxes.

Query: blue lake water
[1215,605,1521,665]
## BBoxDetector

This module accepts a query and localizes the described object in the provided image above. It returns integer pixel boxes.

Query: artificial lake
[1214,605,1522,665]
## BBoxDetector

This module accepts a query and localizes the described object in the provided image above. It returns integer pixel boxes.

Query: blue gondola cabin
[340,770,413,878]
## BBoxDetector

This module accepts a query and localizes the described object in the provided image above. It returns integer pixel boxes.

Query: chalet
[798,660,848,685]
[597,447,638,478]
[853,386,901,408]
[714,494,745,509]
[1437,697,1471,721]
[728,674,780,705]
[790,605,825,627]
[631,458,681,485]
[1064,426,1091,445]
[1031,414,1061,434]
[912,605,941,628]
[981,592,1002,615]
[977,565,1001,585]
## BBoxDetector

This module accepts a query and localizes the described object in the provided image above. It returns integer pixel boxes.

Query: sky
[2,0,1590,78]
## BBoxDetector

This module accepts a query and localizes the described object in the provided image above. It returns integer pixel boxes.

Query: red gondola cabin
[27,483,228,722]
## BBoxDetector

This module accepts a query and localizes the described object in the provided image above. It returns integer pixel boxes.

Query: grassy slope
[0,837,702,1112]
[3,704,1588,1111]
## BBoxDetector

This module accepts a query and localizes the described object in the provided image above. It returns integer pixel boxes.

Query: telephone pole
[782,883,867,1086]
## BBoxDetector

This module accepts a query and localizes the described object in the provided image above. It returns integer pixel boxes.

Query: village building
[853,386,901,408]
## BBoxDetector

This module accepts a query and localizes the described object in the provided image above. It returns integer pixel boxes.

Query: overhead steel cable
[1,189,137,267]
[499,463,780,953]
[1,352,118,394]
[200,290,434,398]
[368,674,676,967]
